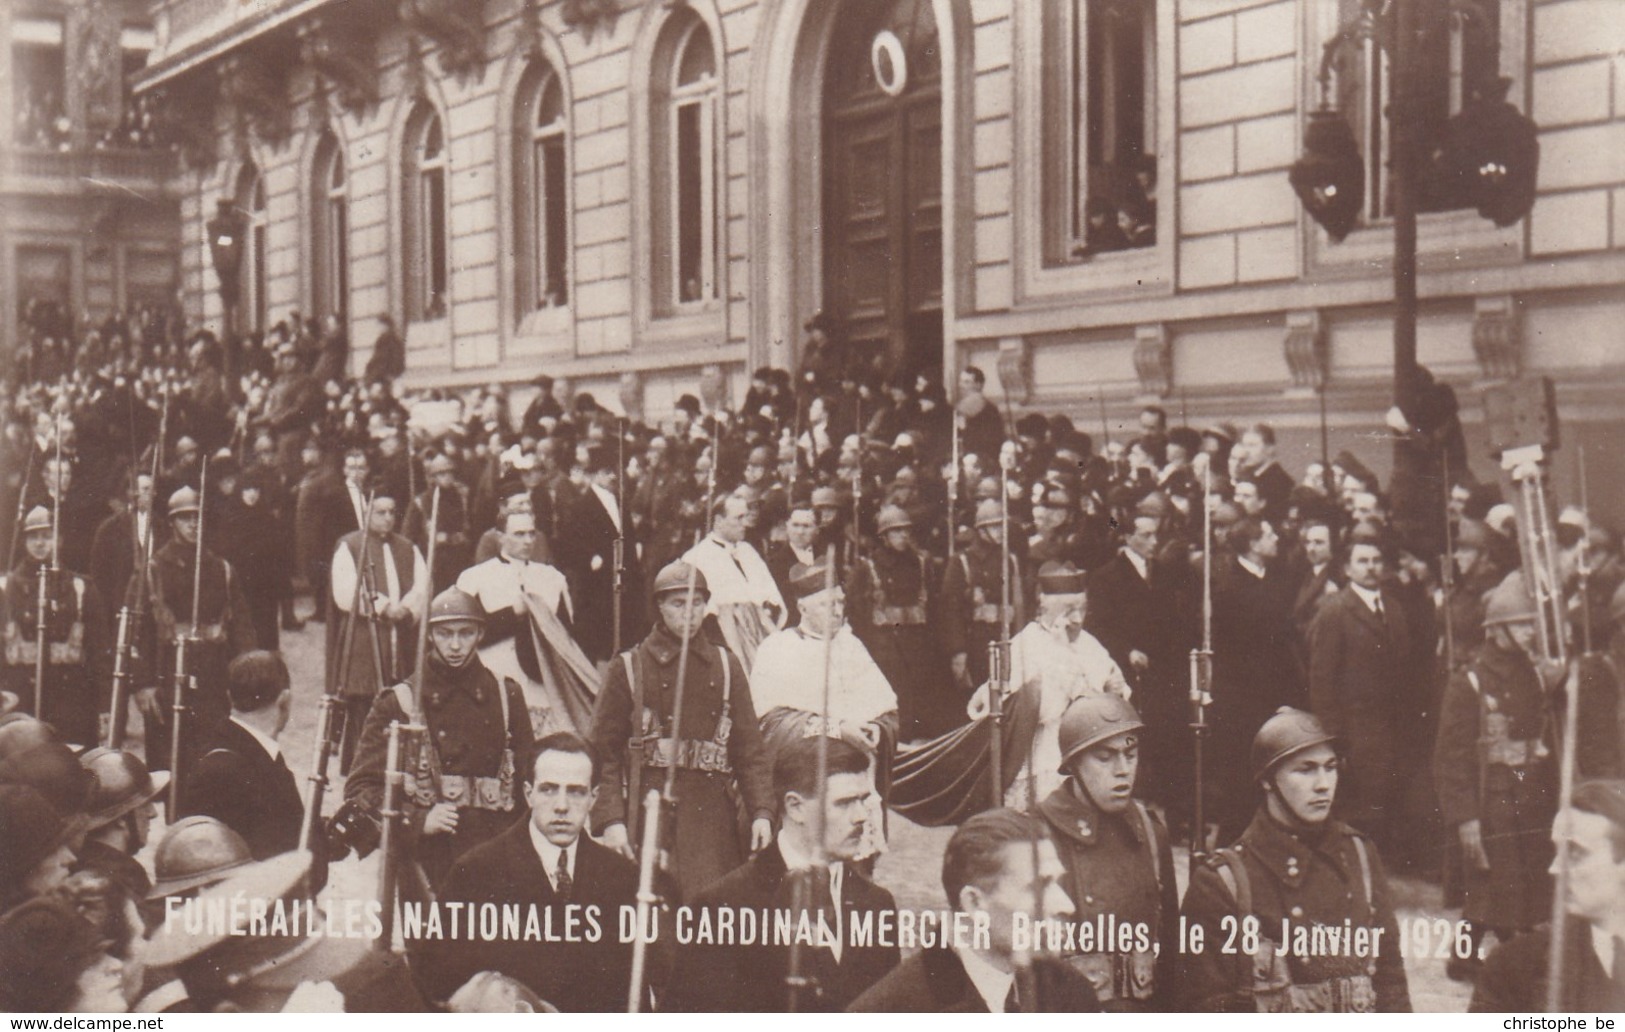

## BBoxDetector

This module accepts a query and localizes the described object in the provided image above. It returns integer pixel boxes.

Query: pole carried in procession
[34,413,64,718]
[111,390,171,748]
[627,560,704,1013]
[168,455,208,812]
[987,441,1017,809]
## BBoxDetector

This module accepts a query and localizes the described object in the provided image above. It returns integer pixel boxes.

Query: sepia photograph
[0,0,1622,1016]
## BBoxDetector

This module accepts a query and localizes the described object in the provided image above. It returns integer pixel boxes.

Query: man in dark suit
[416,732,639,1012]
[1236,423,1295,524]
[555,444,644,663]
[1470,779,1625,1012]
[668,737,900,1012]
[88,471,165,625]
[849,808,1100,1012]
[294,437,345,623]
[1083,511,1192,821]
[765,501,819,627]
[178,651,303,860]
[1308,529,1422,847]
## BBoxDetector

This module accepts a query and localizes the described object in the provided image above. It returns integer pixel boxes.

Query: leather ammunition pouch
[4,621,83,666]
[875,604,927,626]
[1069,950,1156,1003]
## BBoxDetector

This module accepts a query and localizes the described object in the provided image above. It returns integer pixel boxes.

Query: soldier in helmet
[1,505,108,744]
[941,496,1030,692]
[847,504,943,740]
[73,748,168,905]
[144,815,253,905]
[1433,569,1561,979]
[136,486,255,772]
[588,560,774,899]
[343,586,537,887]
[1179,707,1410,1012]
[1037,695,1178,1011]
[1441,518,1509,672]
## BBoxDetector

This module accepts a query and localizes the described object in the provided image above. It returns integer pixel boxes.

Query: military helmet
[876,504,912,534]
[427,586,485,626]
[1058,695,1145,773]
[974,498,1004,529]
[0,896,103,1012]
[1483,569,1538,627]
[78,748,169,830]
[652,560,709,601]
[20,506,51,535]
[0,786,76,890]
[0,716,89,818]
[146,816,253,900]
[1251,706,1337,781]
[168,486,201,517]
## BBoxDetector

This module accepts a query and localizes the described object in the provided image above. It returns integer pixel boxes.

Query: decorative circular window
[871,29,907,96]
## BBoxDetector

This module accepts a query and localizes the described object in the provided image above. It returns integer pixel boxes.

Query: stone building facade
[132,0,1624,505]
[2,0,180,340]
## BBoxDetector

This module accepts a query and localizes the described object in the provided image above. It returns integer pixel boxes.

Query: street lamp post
[1292,0,1538,550]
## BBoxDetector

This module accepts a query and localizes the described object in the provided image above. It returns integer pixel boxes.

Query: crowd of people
[0,303,1622,1013]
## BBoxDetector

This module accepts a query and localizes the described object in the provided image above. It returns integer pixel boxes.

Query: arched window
[403,102,449,321]
[312,130,348,320]
[514,60,569,317]
[235,162,268,332]
[652,14,719,312]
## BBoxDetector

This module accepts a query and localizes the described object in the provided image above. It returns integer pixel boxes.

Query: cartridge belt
[1068,950,1156,1003]
[4,622,83,666]
[633,735,733,774]
[874,604,927,626]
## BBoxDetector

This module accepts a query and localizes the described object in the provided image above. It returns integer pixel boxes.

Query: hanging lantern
[1290,109,1365,243]
[1435,77,1539,228]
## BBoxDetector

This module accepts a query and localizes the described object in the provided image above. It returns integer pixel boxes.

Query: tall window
[1043,0,1157,262]
[313,131,348,320]
[404,103,449,321]
[12,17,67,148]
[514,60,569,317]
[651,14,719,312]
[1333,0,1501,219]
[236,162,268,333]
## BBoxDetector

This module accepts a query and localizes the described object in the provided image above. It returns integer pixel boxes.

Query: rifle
[948,407,961,558]
[108,476,153,748]
[988,441,1017,809]
[302,491,377,851]
[1188,461,1214,857]
[356,510,394,688]
[378,486,438,951]
[613,419,626,657]
[1439,453,1458,675]
[4,452,33,576]
[1576,444,1593,656]
[627,561,702,1012]
[34,417,63,719]
[785,542,838,1012]
[168,456,208,812]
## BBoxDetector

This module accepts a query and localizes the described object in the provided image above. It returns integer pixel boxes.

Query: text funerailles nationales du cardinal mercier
[161,894,1399,960]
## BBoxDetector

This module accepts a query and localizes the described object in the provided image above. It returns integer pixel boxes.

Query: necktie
[555,850,573,901]
[1003,982,1019,1013]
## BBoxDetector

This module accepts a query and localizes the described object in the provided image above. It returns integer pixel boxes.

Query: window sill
[640,305,725,349]
[405,316,450,354]
[512,305,573,354]
[1017,242,1173,306]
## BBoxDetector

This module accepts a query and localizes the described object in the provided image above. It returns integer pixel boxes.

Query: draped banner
[888,679,1042,827]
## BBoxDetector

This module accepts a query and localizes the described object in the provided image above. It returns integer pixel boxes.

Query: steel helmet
[427,586,486,626]
[1483,569,1538,627]
[876,504,913,534]
[78,748,169,830]
[0,716,89,818]
[1251,706,1337,782]
[652,560,709,601]
[146,816,253,900]
[974,498,1004,529]
[1058,695,1145,773]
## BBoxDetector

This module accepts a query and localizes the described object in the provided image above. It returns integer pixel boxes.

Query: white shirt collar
[776,831,843,959]
[1122,548,1150,580]
[229,716,281,762]
[1349,582,1383,612]
[528,820,576,891]
[590,483,621,532]
[1592,925,1619,977]
[953,943,1014,1013]
[1237,555,1267,580]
